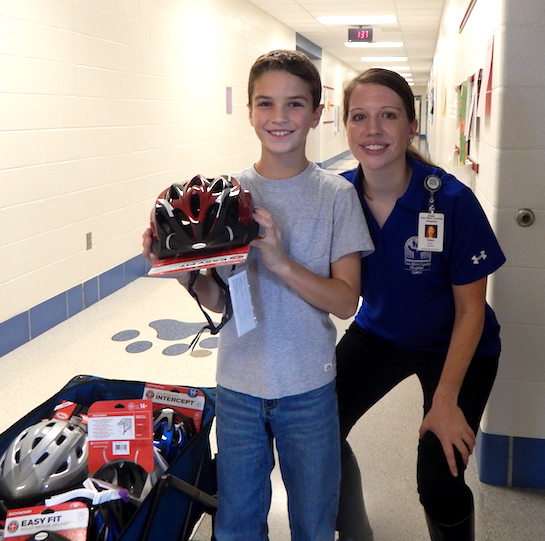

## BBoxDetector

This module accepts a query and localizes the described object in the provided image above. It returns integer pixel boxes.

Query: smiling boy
[143,49,373,540]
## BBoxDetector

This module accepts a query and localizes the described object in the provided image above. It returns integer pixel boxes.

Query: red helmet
[151,175,258,259]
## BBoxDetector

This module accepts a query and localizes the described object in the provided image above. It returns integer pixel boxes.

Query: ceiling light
[317,16,397,25]
[372,67,411,73]
[345,42,403,48]
[360,57,407,62]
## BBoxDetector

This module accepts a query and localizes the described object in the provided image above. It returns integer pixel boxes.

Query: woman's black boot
[425,510,474,541]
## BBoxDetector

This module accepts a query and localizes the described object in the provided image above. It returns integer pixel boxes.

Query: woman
[335,69,506,541]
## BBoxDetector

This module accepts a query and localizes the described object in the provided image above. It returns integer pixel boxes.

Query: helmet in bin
[152,408,197,465]
[0,417,88,502]
[93,447,168,502]
[87,498,138,541]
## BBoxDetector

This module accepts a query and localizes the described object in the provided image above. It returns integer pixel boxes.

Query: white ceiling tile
[246,0,446,85]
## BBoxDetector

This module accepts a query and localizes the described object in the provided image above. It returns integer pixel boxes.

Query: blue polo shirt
[342,159,506,356]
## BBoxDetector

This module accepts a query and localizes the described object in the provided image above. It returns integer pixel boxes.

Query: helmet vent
[172,209,190,228]
[168,186,181,200]
[54,461,69,474]
[203,203,220,236]
[190,193,201,217]
[210,177,228,194]
[36,452,49,465]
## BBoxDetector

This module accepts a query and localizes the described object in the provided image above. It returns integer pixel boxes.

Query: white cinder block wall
[0,0,354,331]
[428,0,545,488]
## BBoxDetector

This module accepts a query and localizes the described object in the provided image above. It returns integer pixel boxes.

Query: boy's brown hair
[247,49,322,111]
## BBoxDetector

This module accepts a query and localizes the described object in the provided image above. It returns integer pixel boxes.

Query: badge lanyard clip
[424,174,442,213]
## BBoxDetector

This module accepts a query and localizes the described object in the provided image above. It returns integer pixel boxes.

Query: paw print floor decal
[112,319,219,356]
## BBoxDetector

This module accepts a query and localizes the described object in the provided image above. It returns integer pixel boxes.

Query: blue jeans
[214,381,340,541]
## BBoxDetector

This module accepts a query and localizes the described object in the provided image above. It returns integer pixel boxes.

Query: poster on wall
[458,80,469,164]
[465,70,481,140]
[477,36,494,117]
[322,85,335,124]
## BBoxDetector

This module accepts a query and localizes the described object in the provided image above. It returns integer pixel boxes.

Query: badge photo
[418,212,444,252]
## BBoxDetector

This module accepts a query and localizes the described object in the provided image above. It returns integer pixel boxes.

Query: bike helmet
[151,174,259,259]
[152,408,197,465]
[93,448,168,502]
[0,417,88,503]
[87,499,138,541]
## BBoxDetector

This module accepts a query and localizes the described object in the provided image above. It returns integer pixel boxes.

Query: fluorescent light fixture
[317,16,397,25]
[360,57,408,62]
[345,42,403,48]
[373,68,413,78]
[372,67,411,73]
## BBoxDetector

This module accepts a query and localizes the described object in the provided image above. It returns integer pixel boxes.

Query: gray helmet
[0,417,88,502]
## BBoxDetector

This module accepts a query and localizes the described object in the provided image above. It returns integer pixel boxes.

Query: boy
[143,50,373,540]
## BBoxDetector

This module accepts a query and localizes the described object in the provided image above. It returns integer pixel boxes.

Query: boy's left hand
[250,206,288,273]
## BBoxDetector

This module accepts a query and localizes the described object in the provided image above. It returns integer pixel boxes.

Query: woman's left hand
[419,400,476,477]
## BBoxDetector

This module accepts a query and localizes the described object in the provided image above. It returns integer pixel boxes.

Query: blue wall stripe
[477,430,545,489]
[0,254,148,357]
[0,312,30,357]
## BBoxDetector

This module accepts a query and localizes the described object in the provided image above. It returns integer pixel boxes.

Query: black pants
[336,323,499,530]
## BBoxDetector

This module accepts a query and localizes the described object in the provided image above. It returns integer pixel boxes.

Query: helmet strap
[187,268,233,349]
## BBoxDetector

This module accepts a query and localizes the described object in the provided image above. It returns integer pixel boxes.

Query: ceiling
[247,0,446,88]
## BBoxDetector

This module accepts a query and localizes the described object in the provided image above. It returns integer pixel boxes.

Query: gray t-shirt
[216,162,373,399]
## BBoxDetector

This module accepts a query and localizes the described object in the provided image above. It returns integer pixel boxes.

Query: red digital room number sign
[348,27,374,43]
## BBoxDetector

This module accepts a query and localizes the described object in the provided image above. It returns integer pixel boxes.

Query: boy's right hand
[142,227,157,264]
[142,226,194,286]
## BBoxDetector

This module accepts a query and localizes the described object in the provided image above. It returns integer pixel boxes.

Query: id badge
[418,212,444,252]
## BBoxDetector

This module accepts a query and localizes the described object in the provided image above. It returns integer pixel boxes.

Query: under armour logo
[471,250,487,264]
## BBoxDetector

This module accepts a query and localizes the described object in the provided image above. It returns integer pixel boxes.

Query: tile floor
[2,155,544,540]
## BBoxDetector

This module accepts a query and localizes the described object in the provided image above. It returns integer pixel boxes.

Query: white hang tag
[228,270,257,337]
[418,212,445,252]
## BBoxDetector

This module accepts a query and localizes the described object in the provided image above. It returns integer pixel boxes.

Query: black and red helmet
[151,174,259,259]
